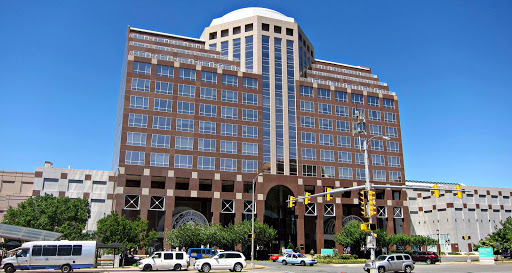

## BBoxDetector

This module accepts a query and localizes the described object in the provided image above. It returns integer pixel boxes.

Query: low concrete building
[406,180,512,253]
[32,162,117,232]
[0,171,34,221]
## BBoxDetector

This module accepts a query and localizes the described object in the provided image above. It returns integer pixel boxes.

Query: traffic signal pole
[362,136,377,273]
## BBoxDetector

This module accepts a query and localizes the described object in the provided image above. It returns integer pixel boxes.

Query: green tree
[474,216,512,251]
[333,220,366,254]
[390,234,410,251]
[95,212,157,250]
[373,229,390,250]
[2,194,91,240]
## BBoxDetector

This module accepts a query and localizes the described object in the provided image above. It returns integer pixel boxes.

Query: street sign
[366,235,376,249]
[479,247,495,264]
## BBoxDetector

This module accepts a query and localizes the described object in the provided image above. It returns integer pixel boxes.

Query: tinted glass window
[164,253,173,260]
[190,249,200,255]
[176,253,184,259]
[396,255,404,260]
[32,245,42,256]
[404,255,411,260]
[43,245,57,256]
[387,256,395,261]
[72,245,82,256]
[57,245,72,256]
[226,253,241,258]
[218,253,226,258]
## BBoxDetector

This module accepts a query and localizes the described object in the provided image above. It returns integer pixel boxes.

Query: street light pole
[251,173,263,270]
[436,229,441,263]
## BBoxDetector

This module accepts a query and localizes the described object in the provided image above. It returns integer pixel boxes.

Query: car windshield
[376,255,387,261]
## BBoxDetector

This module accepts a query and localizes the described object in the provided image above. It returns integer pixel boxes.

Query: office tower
[113,7,407,252]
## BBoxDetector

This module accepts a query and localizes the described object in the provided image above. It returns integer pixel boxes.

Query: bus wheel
[61,264,72,273]
[4,264,14,273]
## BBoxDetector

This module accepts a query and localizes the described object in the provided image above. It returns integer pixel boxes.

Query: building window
[338,136,351,147]
[242,143,258,155]
[222,90,238,103]
[221,123,237,136]
[131,78,150,91]
[393,207,403,218]
[179,68,196,81]
[355,153,365,164]
[221,106,238,119]
[176,118,194,132]
[300,101,314,112]
[386,127,398,137]
[371,139,384,151]
[220,140,237,154]
[133,61,151,75]
[320,150,335,162]
[317,88,331,100]
[368,96,379,107]
[318,103,332,115]
[352,108,365,117]
[319,118,333,130]
[125,151,145,165]
[372,155,385,166]
[245,35,253,71]
[155,81,172,94]
[150,196,165,211]
[177,101,195,115]
[305,203,316,215]
[335,91,347,102]
[201,71,217,84]
[368,110,381,121]
[200,87,217,100]
[354,137,366,149]
[233,38,241,60]
[243,77,258,89]
[373,170,386,182]
[175,136,194,150]
[377,206,387,218]
[153,116,172,130]
[242,125,258,138]
[124,195,140,210]
[154,98,172,112]
[242,109,258,121]
[242,160,258,173]
[222,74,238,87]
[388,156,401,167]
[178,84,196,97]
[321,166,335,178]
[220,158,237,172]
[221,199,234,213]
[262,23,269,31]
[242,93,258,105]
[199,121,216,134]
[151,134,170,148]
[339,152,352,163]
[243,200,254,214]
[128,113,147,128]
[301,148,316,160]
[302,165,317,177]
[198,138,216,152]
[335,105,349,117]
[156,65,173,78]
[356,169,366,180]
[199,104,217,117]
[300,86,313,97]
[324,204,335,216]
[198,156,215,170]
[384,112,396,123]
[352,93,364,104]
[339,167,353,179]
[336,120,350,132]
[383,98,395,109]
[319,134,334,146]
[130,96,149,110]
[174,154,192,169]
[300,116,315,128]
[301,132,316,144]
[389,171,402,182]
[221,41,229,57]
[127,132,146,146]
[150,153,169,167]
[369,124,382,136]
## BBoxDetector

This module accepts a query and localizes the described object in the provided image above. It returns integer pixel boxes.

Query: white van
[0,241,96,273]
[137,251,189,271]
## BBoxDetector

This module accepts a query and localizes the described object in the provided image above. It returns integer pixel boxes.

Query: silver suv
[363,254,414,273]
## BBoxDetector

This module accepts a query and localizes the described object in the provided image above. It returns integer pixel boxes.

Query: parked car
[502,250,512,259]
[281,253,317,266]
[411,251,440,264]
[138,251,189,271]
[193,251,246,272]
[363,254,414,273]
[269,254,283,262]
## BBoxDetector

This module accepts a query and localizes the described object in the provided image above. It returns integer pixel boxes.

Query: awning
[0,224,62,241]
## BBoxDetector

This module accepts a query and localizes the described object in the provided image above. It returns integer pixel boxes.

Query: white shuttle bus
[0,241,96,273]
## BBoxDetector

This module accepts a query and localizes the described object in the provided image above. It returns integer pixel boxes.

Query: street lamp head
[436,229,439,235]
[382,136,391,141]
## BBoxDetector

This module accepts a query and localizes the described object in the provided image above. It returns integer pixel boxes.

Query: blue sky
[1,0,511,188]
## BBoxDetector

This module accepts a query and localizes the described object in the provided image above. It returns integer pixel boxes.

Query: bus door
[16,248,30,269]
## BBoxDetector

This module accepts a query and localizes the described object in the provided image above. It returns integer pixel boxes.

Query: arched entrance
[264,185,296,253]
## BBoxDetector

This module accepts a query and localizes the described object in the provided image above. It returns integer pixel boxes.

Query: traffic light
[326,187,333,201]
[462,235,471,240]
[304,192,311,205]
[432,184,440,198]
[288,196,295,208]
[367,190,376,217]
[247,233,253,239]
[455,185,463,199]
[360,222,377,232]
[359,190,367,217]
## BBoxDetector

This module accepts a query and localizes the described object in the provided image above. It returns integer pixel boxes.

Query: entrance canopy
[0,224,62,241]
